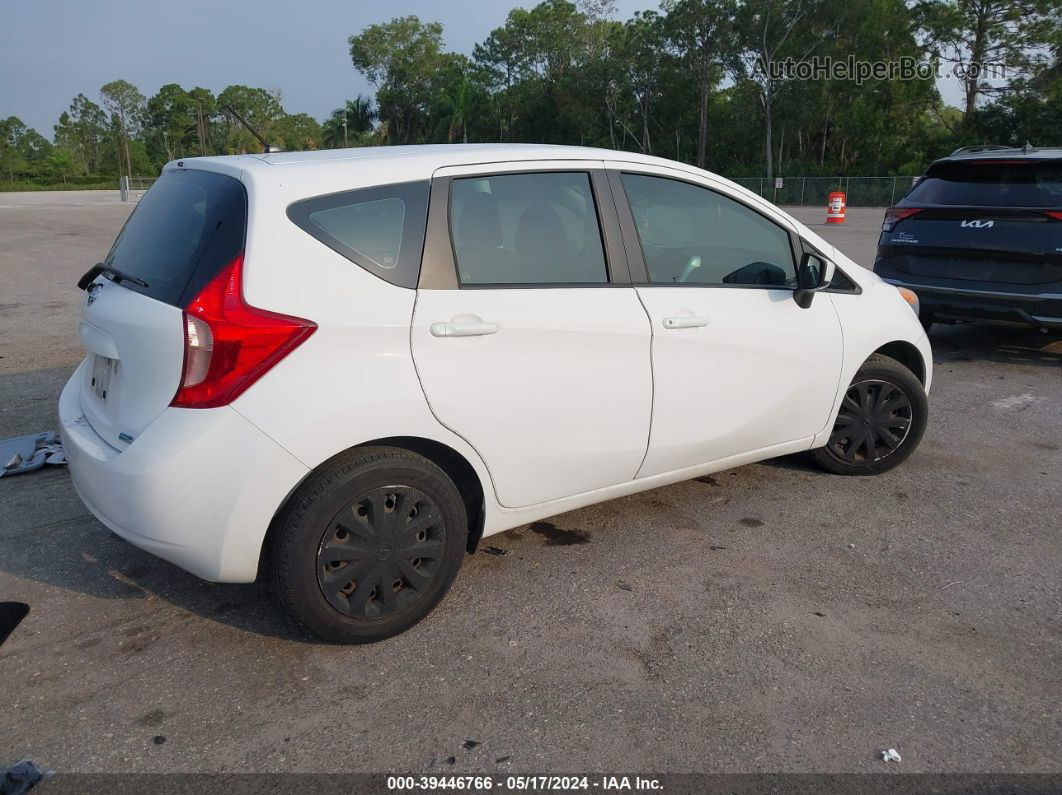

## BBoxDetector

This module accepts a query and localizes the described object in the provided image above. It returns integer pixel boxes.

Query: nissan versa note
[61,144,932,643]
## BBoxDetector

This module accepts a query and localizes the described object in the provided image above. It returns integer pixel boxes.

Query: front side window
[450,172,608,285]
[620,174,796,287]
[287,181,429,288]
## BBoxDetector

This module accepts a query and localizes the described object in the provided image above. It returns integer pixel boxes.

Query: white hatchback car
[62,144,931,642]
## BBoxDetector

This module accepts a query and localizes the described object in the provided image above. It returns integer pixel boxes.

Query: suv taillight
[170,253,316,409]
[1045,211,1062,221]
[882,207,922,232]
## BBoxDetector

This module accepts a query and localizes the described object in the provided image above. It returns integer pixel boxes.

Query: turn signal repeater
[171,253,316,408]
[896,286,920,318]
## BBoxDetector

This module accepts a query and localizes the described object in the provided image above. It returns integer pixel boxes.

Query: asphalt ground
[0,192,1059,776]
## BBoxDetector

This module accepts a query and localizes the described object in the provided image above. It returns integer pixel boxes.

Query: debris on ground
[0,433,66,478]
[0,759,43,795]
[617,582,634,591]
[880,748,902,763]
[462,740,481,750]
[482,546,509,556]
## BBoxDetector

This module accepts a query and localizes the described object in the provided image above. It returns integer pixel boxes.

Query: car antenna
[222,104,283,154]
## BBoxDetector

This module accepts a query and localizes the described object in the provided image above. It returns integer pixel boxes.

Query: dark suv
[874,145,1062,331]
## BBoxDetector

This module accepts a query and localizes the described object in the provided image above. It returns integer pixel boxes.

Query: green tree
[54,94,108,174]
[100,79,146,177]
[349,16,446,144]
[321,96,376,148]
[731,0,835,179]
[216,85,284,152]
[0,117,28,181]
[663,0,737,168]
[914,0,1062,117]
[273,113,323,150]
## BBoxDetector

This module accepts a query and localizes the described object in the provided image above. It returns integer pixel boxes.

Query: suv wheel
[272,447,468,643]
[811,355,928,476]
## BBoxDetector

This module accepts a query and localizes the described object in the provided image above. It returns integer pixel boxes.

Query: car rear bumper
[877,277,1062,330]
[59,360,309,582]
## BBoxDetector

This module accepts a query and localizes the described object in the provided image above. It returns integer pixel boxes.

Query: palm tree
[322,96,376,148]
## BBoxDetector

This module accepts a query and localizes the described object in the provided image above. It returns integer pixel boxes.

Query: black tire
[811,354,928,476]
[272,447,468,643]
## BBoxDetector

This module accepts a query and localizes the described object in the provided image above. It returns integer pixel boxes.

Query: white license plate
[91,355,116,401]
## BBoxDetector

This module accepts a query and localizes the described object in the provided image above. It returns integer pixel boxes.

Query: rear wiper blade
[77,263,105,290]
[76,262,149,290]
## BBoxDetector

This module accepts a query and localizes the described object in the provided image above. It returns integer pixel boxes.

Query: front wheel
[272,447,468,643]
[811,354,928,476]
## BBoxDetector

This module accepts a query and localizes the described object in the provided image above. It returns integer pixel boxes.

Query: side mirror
[793,252,832,309]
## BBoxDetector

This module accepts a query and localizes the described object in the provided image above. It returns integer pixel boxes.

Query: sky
[0,0,649,136]
[1,0,963,138]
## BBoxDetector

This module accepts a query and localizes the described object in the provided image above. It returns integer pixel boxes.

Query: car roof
[172,143,682,177]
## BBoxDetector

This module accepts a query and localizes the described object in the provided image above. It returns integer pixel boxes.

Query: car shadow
[0,470,318,642]
[928,321,1062,366]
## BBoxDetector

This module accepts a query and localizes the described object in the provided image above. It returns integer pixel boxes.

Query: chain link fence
[730,175,920,207]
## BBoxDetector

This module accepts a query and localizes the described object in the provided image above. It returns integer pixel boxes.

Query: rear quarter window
[103,169,247,307]
[907,160,1062,207]
[287,181,429,288]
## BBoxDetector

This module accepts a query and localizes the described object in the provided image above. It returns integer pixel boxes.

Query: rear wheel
[272,447,467,643]
[811,355,927,476]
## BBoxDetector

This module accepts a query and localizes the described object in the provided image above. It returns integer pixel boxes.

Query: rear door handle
[430,321,500,338]
[662,316,708,329]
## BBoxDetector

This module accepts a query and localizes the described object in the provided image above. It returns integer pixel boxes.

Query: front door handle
[430,320,500,338]
[662,316,709,329]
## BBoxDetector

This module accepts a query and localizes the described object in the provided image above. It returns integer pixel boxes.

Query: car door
[411,162,653,508]
[606,164,844,478]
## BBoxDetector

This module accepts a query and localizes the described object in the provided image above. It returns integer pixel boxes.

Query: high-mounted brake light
[170,253,316,409]
[882,207,922,232]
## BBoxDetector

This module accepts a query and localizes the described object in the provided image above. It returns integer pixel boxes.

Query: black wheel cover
[316,486,445,620]
[827,379,914,464]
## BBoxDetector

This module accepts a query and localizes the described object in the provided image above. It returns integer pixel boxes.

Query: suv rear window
[103,169,247,306]
[907,160,1062,207]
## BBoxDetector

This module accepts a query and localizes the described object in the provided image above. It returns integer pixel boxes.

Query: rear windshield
[103,169,247,306]
[907,160,1062,207]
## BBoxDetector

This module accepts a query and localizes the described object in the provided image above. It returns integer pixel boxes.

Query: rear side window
[450,172,608,285]
[287,181,429,288]
[103,169,246,306]
[907,160,1062,207]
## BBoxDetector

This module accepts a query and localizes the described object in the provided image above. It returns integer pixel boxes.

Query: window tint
[103,169,246,307]
[620,174,795,287]
[907,160,1062,207]
[288,181,429,288]
[450,172,608,285]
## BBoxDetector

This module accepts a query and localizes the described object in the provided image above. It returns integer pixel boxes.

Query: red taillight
[882,207,922,231]
[1045,211,1062,221]
[170,253,316,409]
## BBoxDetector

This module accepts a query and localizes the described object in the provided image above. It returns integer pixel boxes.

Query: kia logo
[961,219,994,228]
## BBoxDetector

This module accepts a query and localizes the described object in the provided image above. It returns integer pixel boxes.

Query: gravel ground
[0,192,1059,775]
